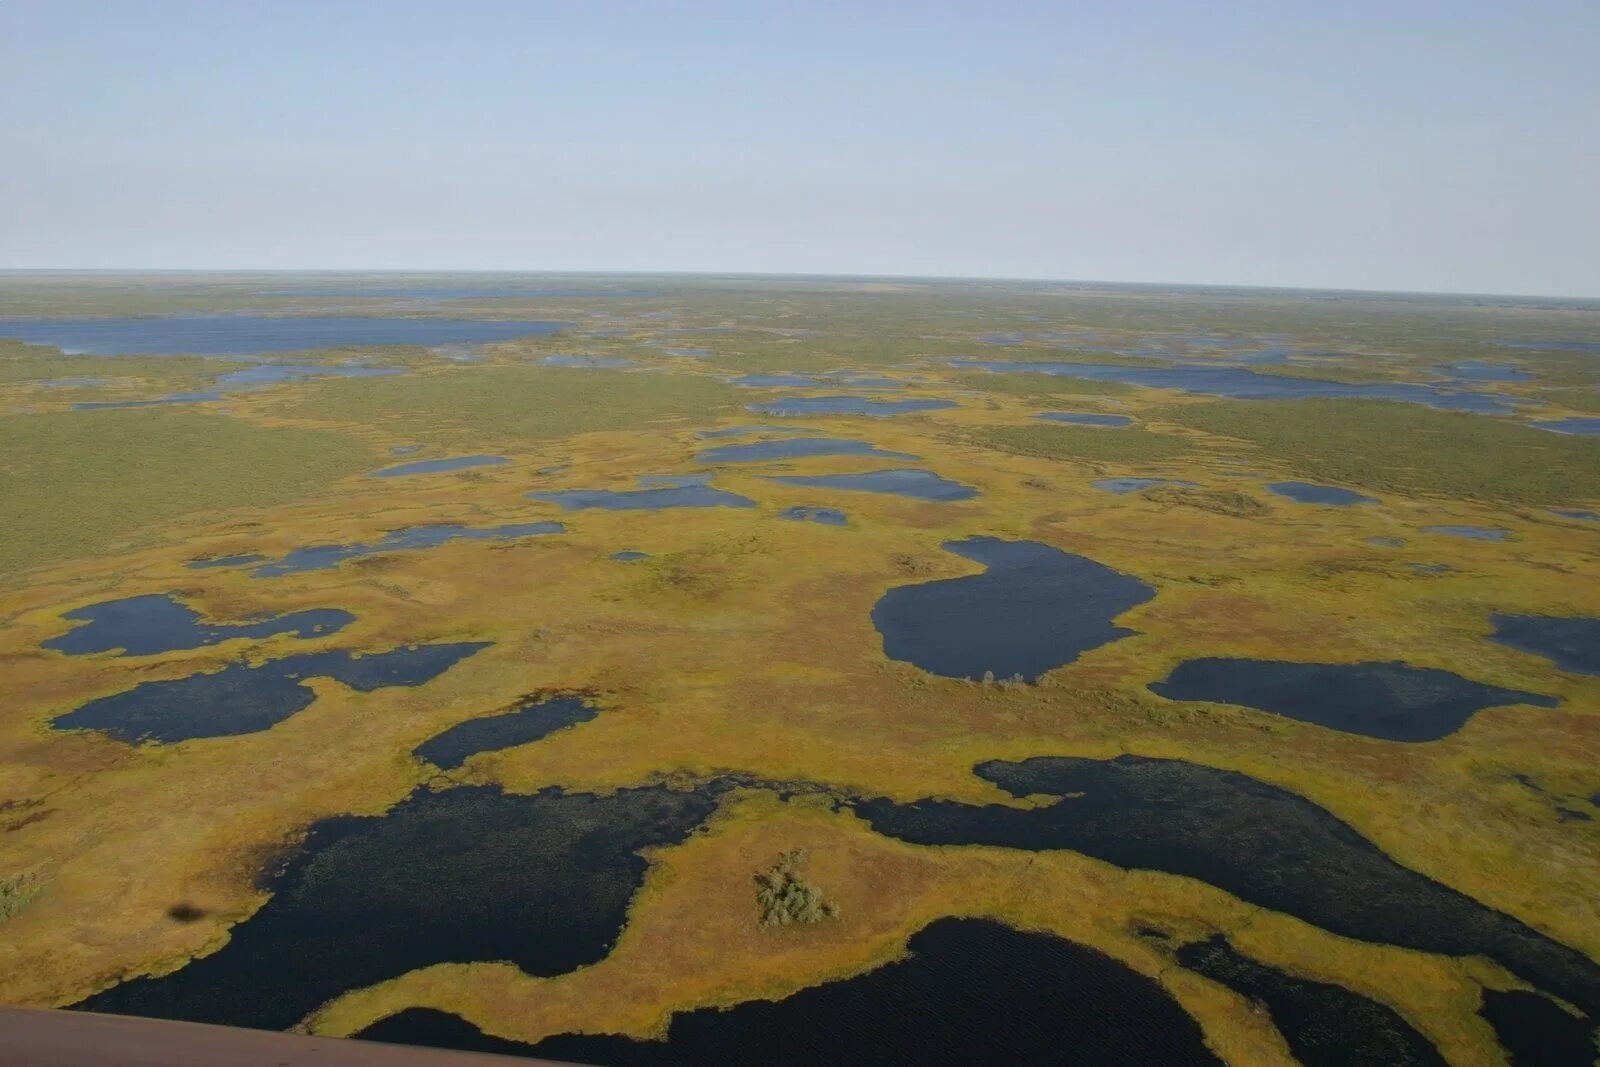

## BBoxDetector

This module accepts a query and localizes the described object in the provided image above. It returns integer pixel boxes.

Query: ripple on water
[872,537,1154,681]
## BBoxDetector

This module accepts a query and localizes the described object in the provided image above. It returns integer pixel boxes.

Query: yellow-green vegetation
[1534,386,1600,414]
[0,408,379,578]
[754,849,839,927]
[1162,398,1600,506]
[277,364,745,447]
[0,873,40,925]
[1142,486,1271,517]
[964,422,1192,464]
[948,370,1134,398]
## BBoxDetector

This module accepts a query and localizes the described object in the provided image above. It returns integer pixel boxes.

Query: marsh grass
[964,423,1193,465]
[0,408,379,578]
[0,340,234,386]
[1161,398,1600,506]
[280,364,744,446]
[1141,486,1271,517]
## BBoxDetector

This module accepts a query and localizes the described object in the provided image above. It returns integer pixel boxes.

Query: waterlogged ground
[1,273,1598,1066]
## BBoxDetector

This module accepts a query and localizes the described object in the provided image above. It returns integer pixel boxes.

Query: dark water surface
[779,506,848,526]
[531,474,756,511]
[1424,525,1512,541]
[542,354,637,368]
[1177,936,1445,1066]
[74,784,718,1030]
[356,919,1222,1066]
[853,756,1600,1021]
[251,522,564,577]
[1036,412,1133,427]
[765,468,978,501]
[696,437,915,464]
[43,594,352,656]
[1149,658,1556,741]
[414,695,601,769]
[0,317,563,355]
[1443,361,1531,382]
[53,643,489,743]
[1478,989,1599,1067]
[696,424,821,439]
[1266,481,1377,506]
[872,537,1153,681]
[1092,477,1197,494]
[1489,615,1600,675]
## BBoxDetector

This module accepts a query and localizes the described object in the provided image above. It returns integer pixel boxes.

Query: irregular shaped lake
[369,455,508,477]
[414,694,601,769]
[53,642,489,743]
[1424,525,1511,541]
[852,755,1600,1020]
[1149,658,1556,741]
[872,537,1154,681]
[729,373,902,389]
[1265,481,1377,506]
[747,396,958,417]
[1488,614,1600,676]
[696,437,915,464]
[1092,477,1197,494]
[42,594,352,656]
[697,424,821,439]
[1176,936,1445,1067]
[356,919,1221,1066]
[765,468,977,501]
[1036,412,1133,427]
[251,522,564,577]
[185,553,268,570]
[74,783,718,1030]
[1531,417,1600,435]
[950,360,1514,413]
[531,475,756,511]
[779,506,847,526]
[0,317,564,356]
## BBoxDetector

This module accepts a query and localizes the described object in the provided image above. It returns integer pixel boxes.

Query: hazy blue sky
[2,1,1596,295]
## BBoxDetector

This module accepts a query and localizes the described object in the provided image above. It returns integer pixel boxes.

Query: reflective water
[1442,361,1530,382]
[1531,417,1600,435]
[414,695,601,769]
[1036,412,1133,427]
[0,316,564,355]
[185,553,268,570]
[696,425,821,439]
[1266,481,1377,506]
[531,474,756,511]
[542,354,637,368]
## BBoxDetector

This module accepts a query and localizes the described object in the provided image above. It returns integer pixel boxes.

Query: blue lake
[531,474,755,511]
[1550,508,1599,522]
[766,468,978,501]
[1036,412,1133,427]
[1424,525,1511,541]
[53,642,490,743]
[748,396,959,418]
[1266,481,1377,506]
[1093,477,1197,494]
[542,355,636,368]
[1149,659,1556,741]
[251,522,563,577]
[779,506,848,526]
[414,695,601,769]
[697,424,821,439]
[1366,537,1406,547]
[1488,615,1600,676]
[1443,361,1531,382]
[268,287,656,300]
[610,551,651,561]
[730,373,902,390]
[950,360,1515,413]
[0,317,564,356]
[43,594,352,656]
[662,347,711,358]
[872,537,1154,681]
[1531,417,1600,435]
[369,455,508,477]
[696,437,915,464]
[186,553,269,570]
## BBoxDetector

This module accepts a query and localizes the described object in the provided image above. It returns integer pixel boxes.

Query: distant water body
[0,316,564,356]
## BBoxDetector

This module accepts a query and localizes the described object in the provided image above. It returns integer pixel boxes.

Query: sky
[1,1,1597,296]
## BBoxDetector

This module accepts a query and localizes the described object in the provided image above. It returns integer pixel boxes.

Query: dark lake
[250,522,564,577]
[1176,936,1445,1066]
[1036,412,1133,427]
[1478,988,1599,1067]
[1148,658,1556,741]
[765,468,978,501]
[43,594,352,656]
[1092,477,1196,494]
[747,396,958,417]
[369,455,508,477]
[950,360,1515,413]
[0,317,564,356]
[852,755,1600,1024]
[779,506,848,526]
[1265,481,1377,506]
[542,354,637,368]
[358,918,1222,1066]
[53,642,489,743]
[73,784,718,1031]
[531,474,756,511]
[696,437,915,464]
[611,551,651,561]
[1531,417,1600,435]
[1489,614,1600,676]
[414,695,601,770]
[872,537,1153,681]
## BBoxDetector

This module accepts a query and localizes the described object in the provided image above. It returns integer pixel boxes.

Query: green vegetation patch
[1162,398,1600,506]
[949,371,1134,398]
[1142,486,1270,517]
[754,850,838,928]
[1533,387,1600,414]
[0,873,39,925]
[966,422,1192,465]
[0,340,234,386]
[280,365,743,446]
[0,409,378,579]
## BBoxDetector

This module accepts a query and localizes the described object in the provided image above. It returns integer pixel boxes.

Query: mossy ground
[0,275,1595,1065]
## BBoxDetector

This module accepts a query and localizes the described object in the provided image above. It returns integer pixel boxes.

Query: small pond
[1148,658,1556,741]
[186,553,268,570]
[747,396,958,418]
[1531,417,1600,435]
[1092,477,1197,494]
[765,468,977,501]
[1550,508,1599,521]
[1035,412,1133,427]
[1424,525,1511,541]
[696,437,914,464]
[251,522,563,577]
[414,695,601,769]
[531,475,756,511]
[872,537,1153,681]
[43,594,352,656]
[779,506,847,526]
[1442,361,1530,382]
[1265,481,1376,506]
[542,354,637,368]
[369,455,508,478]
[1488,614,1600,676]
[610,551,651,561]
[697,424,821,439]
